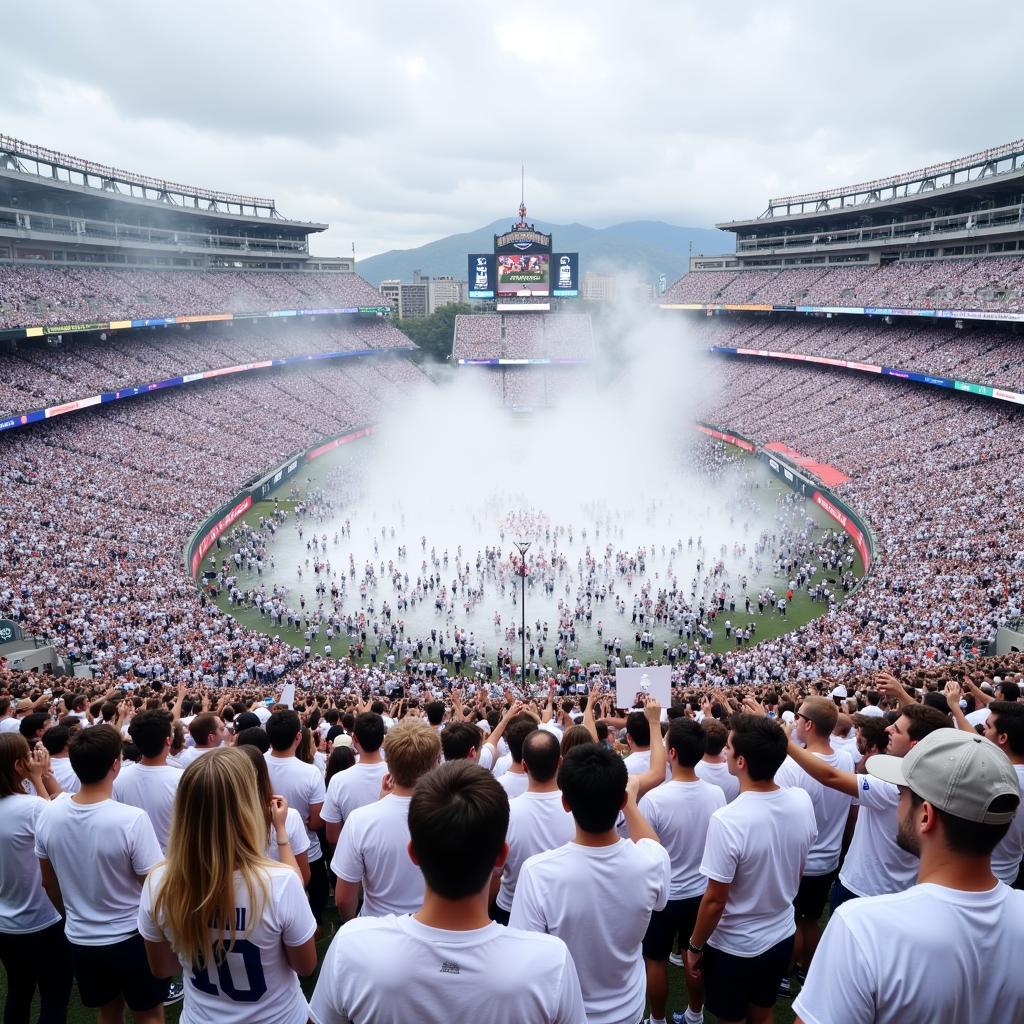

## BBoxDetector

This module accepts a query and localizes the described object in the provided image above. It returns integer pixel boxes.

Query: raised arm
[944,681,976,734]
[634,697,667,798]
[582,681,601,742]
[786,738,859,798]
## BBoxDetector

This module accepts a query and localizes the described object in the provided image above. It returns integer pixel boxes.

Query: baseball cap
[866,730,1021,825]
[15,699,34,712]
[233,712,261,732]
[830,685,848,699]
[332,734,353,750]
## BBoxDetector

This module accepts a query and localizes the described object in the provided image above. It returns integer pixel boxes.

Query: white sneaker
[668,951,684,967]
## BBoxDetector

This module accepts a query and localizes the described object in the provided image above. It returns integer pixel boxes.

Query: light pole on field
[514,540,530,689]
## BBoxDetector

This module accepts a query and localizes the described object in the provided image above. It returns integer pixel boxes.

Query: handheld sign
[615,666,671,710]
[280,683,295,709]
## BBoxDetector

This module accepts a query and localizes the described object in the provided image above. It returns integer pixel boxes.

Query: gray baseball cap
[866,730,1021,825]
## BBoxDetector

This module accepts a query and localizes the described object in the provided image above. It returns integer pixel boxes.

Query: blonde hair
[383,718,441,788]
[153,747,278,966]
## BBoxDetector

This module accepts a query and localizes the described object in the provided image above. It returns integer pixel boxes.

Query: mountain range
[355,220,734,287]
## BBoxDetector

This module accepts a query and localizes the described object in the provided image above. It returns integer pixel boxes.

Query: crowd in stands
[663,256,1024,312]
[452,313,595,362]
[0,265,388,330]
[692,315,1024,392]
[0,319,411,418]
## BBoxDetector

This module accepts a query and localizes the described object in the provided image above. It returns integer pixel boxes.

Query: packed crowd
[0,663,1021,1023]
[0,319,411,418]
[692,315,1024,392]
[452,313,595,361]
[662,256,1024,312]
[0,265,388,330]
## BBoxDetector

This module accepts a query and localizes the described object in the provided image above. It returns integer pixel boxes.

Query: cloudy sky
[3,0,1022,258]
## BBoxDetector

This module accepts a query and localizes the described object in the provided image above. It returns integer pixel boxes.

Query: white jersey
[639,779,726,900]
[320,762,387,827]
[331,794,421,917]
[775,749,855,875]
[264,754,327,862]
[49,756,81,796]
[838,774,918,897]
[991,763,1024,885]
[794,882,1024,1024]
[139,862,316,1024]
[35,796,162,945]
[308,915,585,1024]
[0,794,62,934]
[510,838,670,1024]
[497,770,529,799]
[694,759,740,803]
[113,762,182,853]
[700,788,817,957]
[496,790,575,913]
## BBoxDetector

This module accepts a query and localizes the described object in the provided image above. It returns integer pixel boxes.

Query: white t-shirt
[113,762,182,853]
[321,762,388,827]
[838,774,918,897]
[331,794,421,917]
[50,756,81,795]
[176,744,220,768]
[639,779,726,900]
[510,838,670,1024]
[775,749,855,875]
[498,769,530,800]
[991,763,1024,885]
[794,882,1024,1024]
[700,788,817,956]
[308,915,585,1024]
[264,754,327,862]
[35,796,162,944]
[139,862,316,1024]
[492,752,513,778]
[694,759,740,803]
[497,790,576,912]
[0,794,62,934]
[268,807,312,863]
[0,718,21,734]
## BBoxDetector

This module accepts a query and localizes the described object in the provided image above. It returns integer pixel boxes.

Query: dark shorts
[794,871,836,921]
[490,903,511,927]
[70,933,168,1011]
[829,877,860,915]
[642,895,703,961]
[703,934,794,1020]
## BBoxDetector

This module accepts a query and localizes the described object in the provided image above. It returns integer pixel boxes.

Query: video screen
[496,253,550,296]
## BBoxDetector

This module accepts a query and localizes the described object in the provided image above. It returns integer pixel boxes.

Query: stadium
[2,129,1024,1024]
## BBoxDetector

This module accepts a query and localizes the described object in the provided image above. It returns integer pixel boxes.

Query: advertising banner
[190,495,253,576]
[467,254,496,299]
[551,252,579,297]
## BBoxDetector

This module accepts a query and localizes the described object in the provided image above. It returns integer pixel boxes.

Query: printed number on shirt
[191,939,267,1003]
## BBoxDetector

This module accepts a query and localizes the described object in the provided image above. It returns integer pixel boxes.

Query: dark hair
[41,725,70,756]
[19,713,49,740]
[853,715,890,755]
[425,701,445,727]
[559,724,594,757]
[0,733,30,798]
[989,701,1024,756]
[69,724,122,785]
[557,743,626,833]
[353,712,385,753]
[265,710,302,752]
[922,692,950,715]
[188,713,223,748]
[128,710,173,759]
[504,714,538,763]
[325,746,356,783]
[235,727,271,753]
[522,729,561,783]
[729,714,788,782]
[440,722,482,762]
[667,719,706,768]
[908,789,1016,857]
[702,718,728,756]
[409,761,509,899]
[997,681,1021,702]
[69,695,87,712]
[625,711,650,747]
[232,712,261,733]
[900,703,953,742]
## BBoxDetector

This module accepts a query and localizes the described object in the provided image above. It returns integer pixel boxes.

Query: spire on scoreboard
[514,163,533,230]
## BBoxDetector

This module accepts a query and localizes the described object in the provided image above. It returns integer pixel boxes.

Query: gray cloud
[1,0,1022,257]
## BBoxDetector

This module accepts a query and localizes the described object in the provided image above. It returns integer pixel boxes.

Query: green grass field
[198,440,863,672]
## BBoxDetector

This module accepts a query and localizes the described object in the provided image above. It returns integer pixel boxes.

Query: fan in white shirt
[331,718,441,922]
[980,701,1024,886]
[112,709,181,853]
[794,728,1024,1024]
[493,729,575,923]
[176,712,228,767]
[311,760,585,1024]
[686,713,817,1024]
[510,706,671,1024]
[41,726,81,796]
[694,719,740,803]
[638,718,725,1024]
[139,747,317,1024]
[321,712,388,846]
[496,713,539,799]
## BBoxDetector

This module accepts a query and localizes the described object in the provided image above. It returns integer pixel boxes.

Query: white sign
[279,683,295,709]
[615,666,671,710]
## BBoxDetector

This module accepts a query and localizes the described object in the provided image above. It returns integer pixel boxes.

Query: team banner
[551,252,579,296]
[468,254,496,299]
[615,666,672,710]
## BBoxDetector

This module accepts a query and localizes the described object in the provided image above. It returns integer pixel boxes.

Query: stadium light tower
[514,540,531,688]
